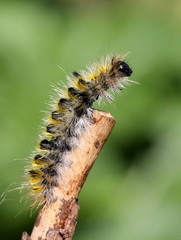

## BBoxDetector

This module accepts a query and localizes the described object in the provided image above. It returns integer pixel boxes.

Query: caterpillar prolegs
[24,55,133,207]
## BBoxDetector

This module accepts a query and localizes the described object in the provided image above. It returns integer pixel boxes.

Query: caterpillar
[24,54,133,207]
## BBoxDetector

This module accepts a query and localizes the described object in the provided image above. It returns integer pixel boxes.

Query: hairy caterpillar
[24,55,133,207]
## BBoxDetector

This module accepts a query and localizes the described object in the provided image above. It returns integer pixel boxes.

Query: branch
[21,109,116,240]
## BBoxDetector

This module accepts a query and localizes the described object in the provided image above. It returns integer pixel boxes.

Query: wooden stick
[21,109,116,240]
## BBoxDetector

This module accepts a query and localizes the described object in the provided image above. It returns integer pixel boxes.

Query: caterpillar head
[117,61,132,77]
[110,57,132,79]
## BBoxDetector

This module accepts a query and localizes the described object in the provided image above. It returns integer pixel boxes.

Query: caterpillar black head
[110,58,133,80]
[118,61,132,77]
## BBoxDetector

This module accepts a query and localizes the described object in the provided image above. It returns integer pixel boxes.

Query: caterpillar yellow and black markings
[24,55,133,207]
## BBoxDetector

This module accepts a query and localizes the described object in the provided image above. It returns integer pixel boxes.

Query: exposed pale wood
[21,110,116,240]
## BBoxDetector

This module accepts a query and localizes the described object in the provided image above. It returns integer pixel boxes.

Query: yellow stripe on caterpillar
[32,185,44,194]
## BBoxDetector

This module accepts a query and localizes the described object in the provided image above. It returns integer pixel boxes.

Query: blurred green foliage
[0,0,181,239]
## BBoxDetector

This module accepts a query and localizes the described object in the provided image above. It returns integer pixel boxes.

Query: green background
[0,0,181,239]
